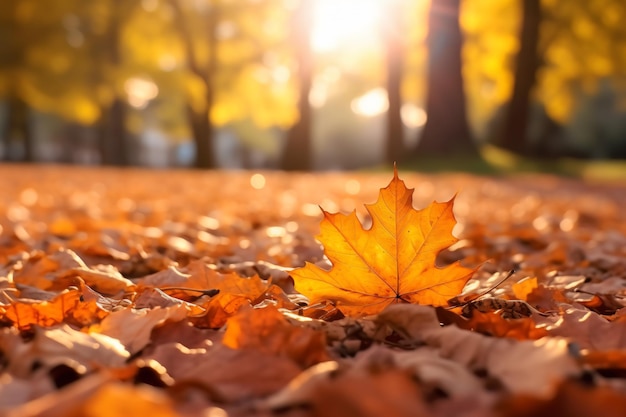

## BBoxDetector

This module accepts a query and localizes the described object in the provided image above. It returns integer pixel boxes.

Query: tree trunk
[99,0,128,166]
[188,104,215,169]
[383,0,406,164]
[2,2,34,162]
[195,8,218,169]
[281,0,313,171]
[99,97,128,166]
[496,0,541,154]
[416,0,477,156]
[168,0,218,169]
[4,93,34,161]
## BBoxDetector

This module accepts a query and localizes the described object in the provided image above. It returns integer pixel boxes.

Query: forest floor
[2,164,626,417]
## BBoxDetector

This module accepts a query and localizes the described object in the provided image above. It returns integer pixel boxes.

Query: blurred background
[0,0,625,171]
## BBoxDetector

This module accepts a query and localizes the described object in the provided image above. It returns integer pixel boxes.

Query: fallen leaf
[1,289,81,330]
[264,360,429,417]
[499,380,626,417]
[579,349,626,371]
[139,260,269,301]
[357,345,489,401]
[185,260,268,298]
[512,276,538,301]
[539,307,626,350]
[62,264,135,296]
[292,168,475,317]
[12,249,85,290]
[223,305,329,367]
[190,292,250,329]
[577,293,625,315]
[79,382,180,417]
[90,305,189,355]
[526,285,568,313]
[3,373,114,417]
[2,324,129,378]
[463,310,548,340]
[377,304,580,397]
[0,372,55,411]
[148,342,301,403]
[148,320,221,351]
[133,287,204,315]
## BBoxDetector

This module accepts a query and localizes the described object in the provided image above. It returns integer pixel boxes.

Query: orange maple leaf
[291,168,475,317]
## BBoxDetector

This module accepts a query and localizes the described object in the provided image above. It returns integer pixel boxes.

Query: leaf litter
[1,165,626,416]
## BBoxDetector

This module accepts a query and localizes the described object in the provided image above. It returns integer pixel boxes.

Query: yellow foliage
[3,0,625,140]
[462,0,519,130]
[184,73,208,114]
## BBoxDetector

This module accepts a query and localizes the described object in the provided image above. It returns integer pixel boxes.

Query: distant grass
[397,152,499,175]
[394,144,626,182]
[482,145,626,182]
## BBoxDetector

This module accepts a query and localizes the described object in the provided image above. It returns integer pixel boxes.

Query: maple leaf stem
[159,287,220,297]
[446,269,515,308]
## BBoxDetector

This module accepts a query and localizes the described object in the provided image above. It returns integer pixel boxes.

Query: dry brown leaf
[148,342,301,403]
[222,305,329,367]
[148,320,221,350]
[498,380,626,417]
[190,292,250,329]
[539,307,626,350]
[184,260,268,298]
[61,264,135,296]
[137,265,192,288]
[356,345,489,401]
[265,362,429,417]
[579,349,626,370]
[526,284,568,312]
[462,310,548,340]
[3,373,114,417]
[0,372,55,411]
[577,293,625,315]
[67,296,110,327]
[377,304,580,397]
[133,287,204,315]
[12,249,85,290]
[139,260,269,301]
[292,169,475,317]
[1,289,81,330]
[90,304,189,355]
[1,324,129,378]
[511,276,538,301]
[79,382,180,417]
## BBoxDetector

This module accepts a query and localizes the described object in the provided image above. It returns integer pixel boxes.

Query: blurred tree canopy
[1,0,625,168]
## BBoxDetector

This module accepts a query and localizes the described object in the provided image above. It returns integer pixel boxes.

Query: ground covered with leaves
[1,164,626,417]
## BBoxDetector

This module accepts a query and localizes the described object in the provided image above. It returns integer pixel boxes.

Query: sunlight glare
[309,81,328,108]
[250,173,266,190]
[125,77,159,109]
[344,179,361,195]
[401,103,427,128]
[312,0,382,52]
[351,88,389,117]
[141,0,158,12]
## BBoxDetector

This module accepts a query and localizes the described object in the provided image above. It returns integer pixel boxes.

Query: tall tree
[495,0,541,155]
[416,0,478,156]
[3,96,34,161]
[0,0,35,161]
[168,0,218,169]
[97,0,130,166]
[382,0,406,164]
[281,0,313,171]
